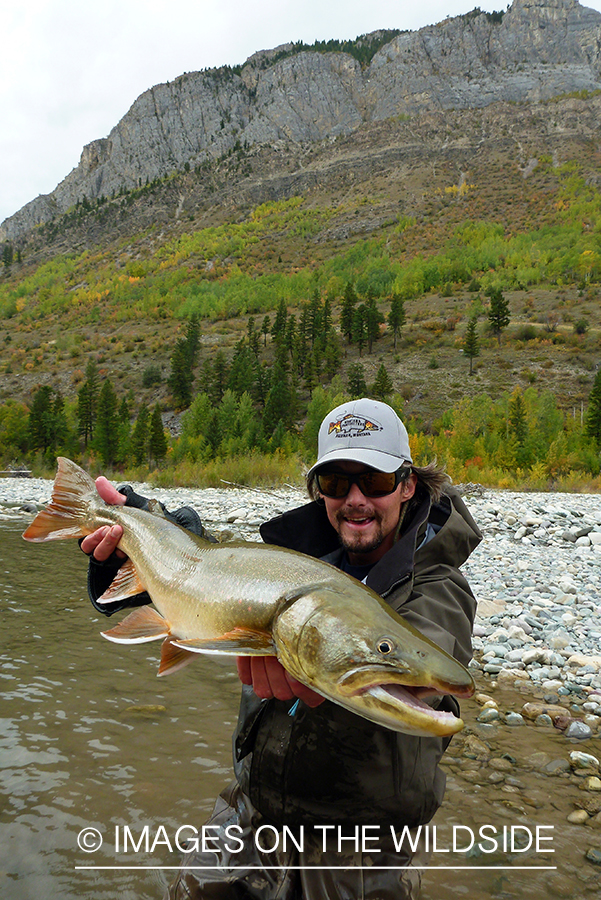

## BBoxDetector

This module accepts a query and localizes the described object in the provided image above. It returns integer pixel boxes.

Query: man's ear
[400,472,417,501]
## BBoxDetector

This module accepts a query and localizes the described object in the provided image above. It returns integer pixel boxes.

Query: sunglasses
[316,466,410,499]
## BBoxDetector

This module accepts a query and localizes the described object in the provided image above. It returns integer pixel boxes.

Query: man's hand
[237,656,325,708]
[80,476,126,561]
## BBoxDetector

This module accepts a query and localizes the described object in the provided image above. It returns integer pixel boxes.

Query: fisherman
[81,397,481,900]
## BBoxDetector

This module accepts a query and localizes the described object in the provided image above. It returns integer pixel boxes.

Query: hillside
[1,1,601,487]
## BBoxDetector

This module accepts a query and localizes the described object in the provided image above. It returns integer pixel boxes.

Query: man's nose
[346,481,368,503]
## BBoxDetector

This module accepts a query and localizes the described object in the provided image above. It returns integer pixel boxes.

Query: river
[1,519,600,899]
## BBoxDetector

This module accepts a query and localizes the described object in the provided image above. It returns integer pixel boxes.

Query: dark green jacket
[233,487,481,827]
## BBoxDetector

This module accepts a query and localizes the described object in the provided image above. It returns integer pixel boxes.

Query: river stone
[566,721,593,739]
[570,751,600,771]
[535,714,553,727]
[567,809,590,824]
[477,708,500,723]
[544,759,571,775]
[580,777,601,792]
[504,711,525,725]
[463,735,490,759]
[489,757,514,772]
[522,702,567,721]
[585,848,601,866]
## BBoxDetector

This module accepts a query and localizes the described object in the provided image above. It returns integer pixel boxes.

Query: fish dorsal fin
[96,559,146,604]
[158,638,197,677]
[172,627,276,656]
[101,606,170,644]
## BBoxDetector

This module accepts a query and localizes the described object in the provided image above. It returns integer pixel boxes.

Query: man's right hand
[80,476,126,561]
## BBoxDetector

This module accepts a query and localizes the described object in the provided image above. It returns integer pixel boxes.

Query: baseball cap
[306,398,413,479]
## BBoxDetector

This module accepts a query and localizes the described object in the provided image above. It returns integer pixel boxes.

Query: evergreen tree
[352,304,368,356]
[228,340,256,396]
[487,287,510,346]
[347,363,368,398]
[365,296,384,353]
[323,330,342,380]
[388,293,406,349]
[210,351,229,404]
[149,404,168,464]
[77,358,99,444]
[263,363,293,436]
[261,315,271,347]
[131,404,150,466]
[371,364,394,400]
[340,282,357,344]
[2,243,14,272]
[464,316,480,376]
[28,386,65,454]
[168,315,201,408]
[271,299,288,343]
[94,380,119,467]
[585,368,601,445]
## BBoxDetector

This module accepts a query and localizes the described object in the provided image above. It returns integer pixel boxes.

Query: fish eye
[377,638,395,655]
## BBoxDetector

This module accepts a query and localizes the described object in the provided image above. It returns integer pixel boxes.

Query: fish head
[273,583,474,737]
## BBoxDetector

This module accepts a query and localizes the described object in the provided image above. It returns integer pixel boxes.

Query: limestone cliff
[3,0,601,241]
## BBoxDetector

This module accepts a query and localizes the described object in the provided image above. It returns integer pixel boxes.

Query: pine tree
[585,368,601,445]
[94,380,119,467]
[371,364,394,400]
[261,315,271,347]
[340,282,357,344]
[352,304,368,356]
[28,386,56,453]
[263,363,293,436]
[388,294,406,349]
[77,359,100,444]
[131,404,150,466]
[347,363,368,398]
[487,287,510,346]
[271,299,288,343]
[365,296,384,353]
[464,316,480,376]
[149,404,168,464]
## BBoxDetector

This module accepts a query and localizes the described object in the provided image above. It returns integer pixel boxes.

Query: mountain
[3,0,601,243]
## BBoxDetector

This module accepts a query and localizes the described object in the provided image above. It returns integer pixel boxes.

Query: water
[1,517,600,900]
[0,520,240,900]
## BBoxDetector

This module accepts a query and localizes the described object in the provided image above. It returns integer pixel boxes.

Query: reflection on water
[1,517,600,900]
[0,519,240,900]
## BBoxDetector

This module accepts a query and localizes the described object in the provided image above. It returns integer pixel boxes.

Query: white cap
[307,398,413,479]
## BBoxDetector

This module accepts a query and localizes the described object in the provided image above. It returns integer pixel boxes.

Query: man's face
[319,461,417,565]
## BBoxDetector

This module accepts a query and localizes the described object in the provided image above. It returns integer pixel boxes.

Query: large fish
[23,458,474,737]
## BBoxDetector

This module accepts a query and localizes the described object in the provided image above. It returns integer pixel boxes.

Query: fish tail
[22,457,97,542]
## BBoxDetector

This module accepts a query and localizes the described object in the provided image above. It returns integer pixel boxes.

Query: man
[82,398,481,899]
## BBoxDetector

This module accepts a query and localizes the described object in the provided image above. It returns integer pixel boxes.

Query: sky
[3,0,601,226]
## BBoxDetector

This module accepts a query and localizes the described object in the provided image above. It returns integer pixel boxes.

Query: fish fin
[95,559,146,604]
[172,627,276,656]
[147,499,167,518]
[22,457,96,542]
[158,638,197,677]
[101,606,170,644]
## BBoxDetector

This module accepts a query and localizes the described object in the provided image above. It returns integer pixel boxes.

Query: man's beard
[333,509,385,556]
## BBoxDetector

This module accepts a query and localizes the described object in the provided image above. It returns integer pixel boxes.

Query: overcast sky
[3,0,601,225]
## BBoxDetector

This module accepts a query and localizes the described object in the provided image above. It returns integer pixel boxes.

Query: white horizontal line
[75,865,558,871]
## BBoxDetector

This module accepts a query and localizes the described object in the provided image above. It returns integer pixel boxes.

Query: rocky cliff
[3,0,601,241]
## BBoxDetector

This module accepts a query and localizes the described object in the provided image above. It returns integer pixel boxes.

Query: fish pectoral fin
[172,627,276,656]
[158,638,197,676]
[101,605,170,644]
[96,559,146,604]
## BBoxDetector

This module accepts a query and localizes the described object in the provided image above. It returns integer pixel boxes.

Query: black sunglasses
[316,466,410,499]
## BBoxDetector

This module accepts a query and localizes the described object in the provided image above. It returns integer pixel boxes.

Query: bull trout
[23,458,474,737]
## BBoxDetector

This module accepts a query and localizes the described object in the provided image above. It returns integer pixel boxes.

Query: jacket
[233,486,481,827]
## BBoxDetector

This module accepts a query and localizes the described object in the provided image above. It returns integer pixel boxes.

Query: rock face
[3,0,601,240]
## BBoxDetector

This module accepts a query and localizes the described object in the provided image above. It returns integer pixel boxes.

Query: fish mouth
[337,666,475,700]
[362,683,466,735]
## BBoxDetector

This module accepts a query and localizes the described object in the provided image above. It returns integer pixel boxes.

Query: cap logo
[328,414,382,438]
